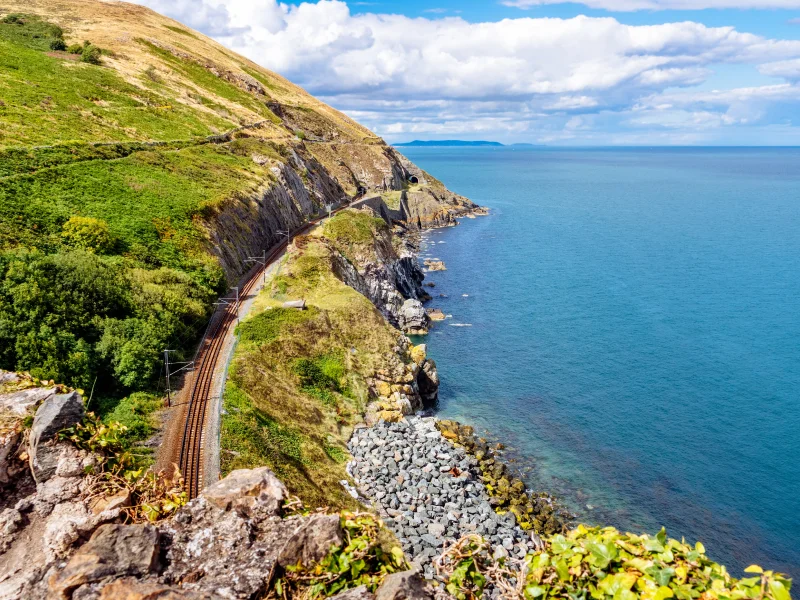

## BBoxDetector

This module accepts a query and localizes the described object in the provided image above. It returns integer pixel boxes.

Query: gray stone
[29,392,84,483]
[330,585,376,600]
[375,570,432,600]
[49,524,159,597]
[201,466,287,516]
[278,514,344,568]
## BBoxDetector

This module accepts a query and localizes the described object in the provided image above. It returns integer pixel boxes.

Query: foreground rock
[29,392,85,483]
[3,462,434,600]
[348,418,542,580]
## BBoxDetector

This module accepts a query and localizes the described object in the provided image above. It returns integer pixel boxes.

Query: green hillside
[0,3,400,402]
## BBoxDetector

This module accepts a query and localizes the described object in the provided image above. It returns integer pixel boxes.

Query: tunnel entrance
[408,175,419,184]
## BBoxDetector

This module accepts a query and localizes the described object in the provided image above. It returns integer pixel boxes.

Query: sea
[400,146,800,579]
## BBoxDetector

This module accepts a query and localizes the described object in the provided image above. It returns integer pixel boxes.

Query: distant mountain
[394,140,504,147]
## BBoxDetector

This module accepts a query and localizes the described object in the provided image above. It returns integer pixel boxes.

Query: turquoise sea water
[401,147,800,578]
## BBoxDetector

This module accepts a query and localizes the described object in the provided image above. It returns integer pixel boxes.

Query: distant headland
[394,140,544,147]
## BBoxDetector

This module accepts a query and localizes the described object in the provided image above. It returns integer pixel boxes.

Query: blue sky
[134,0,800,145]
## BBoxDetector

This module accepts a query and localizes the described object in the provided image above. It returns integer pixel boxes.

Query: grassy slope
[221,216,400,509]
[0,0,412,396]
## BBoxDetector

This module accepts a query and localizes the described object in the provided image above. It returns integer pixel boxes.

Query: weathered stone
[201,466,287,516]
[278,514,343,568]
[98,578,214,599]
[375,570,432,600]
[329,585,376,600]
[29,392,84,483]
[397,300,429,335]
[49,524,159,598]
[409,345,427,366]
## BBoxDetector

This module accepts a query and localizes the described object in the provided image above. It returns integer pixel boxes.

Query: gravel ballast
[347,416,541,579]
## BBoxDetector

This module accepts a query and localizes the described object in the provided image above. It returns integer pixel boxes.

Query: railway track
[177,197,371,498]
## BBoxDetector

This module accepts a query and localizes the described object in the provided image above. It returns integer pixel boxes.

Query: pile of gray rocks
[347,417,540,580]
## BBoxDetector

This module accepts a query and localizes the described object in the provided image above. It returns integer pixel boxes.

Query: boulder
[417,360,439,404]
[0,385,56,416]
[161,497,297,598]
[375,571,432,600]
[0,428,22,485]
[398,300,429,335]
[278,514,343,568]
[43,500,126,562]
[201,466,287,516]
[426,309,446,322]
[29,392,84,483]
[49,524,160,598]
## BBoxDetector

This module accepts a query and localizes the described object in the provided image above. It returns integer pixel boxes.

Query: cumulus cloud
[504,0,800,11]
[130,0,800,143]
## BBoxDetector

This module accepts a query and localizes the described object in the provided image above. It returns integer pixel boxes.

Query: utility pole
[277,229,291,249]
[164,349,172,407]
[245,249,268,283]
[163,349,194,408]
[214,286,240,324]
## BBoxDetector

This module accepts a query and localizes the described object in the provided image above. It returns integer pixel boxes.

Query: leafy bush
[0,250,214,391]
[273,512,408,598]
[81,43,102,65]
[0,13,66,52]
[62,216,117,254]
[59,412,187,522]
[438,527,793,600]
[66,43,82,54]
[49,38,66,51]
[293,354,347,407]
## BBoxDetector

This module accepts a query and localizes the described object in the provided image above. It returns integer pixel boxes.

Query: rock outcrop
[3,460,434,600]
[29,392,84,483]
[398,300,429,335]
[364,338,439,424]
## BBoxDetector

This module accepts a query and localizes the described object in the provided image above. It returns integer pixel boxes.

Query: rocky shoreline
[346,205,575,584]
[347,418,543,581]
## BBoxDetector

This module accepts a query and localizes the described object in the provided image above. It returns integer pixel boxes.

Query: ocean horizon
[402,145,800,579]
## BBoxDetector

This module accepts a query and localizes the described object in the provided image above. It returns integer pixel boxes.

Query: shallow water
[401,146,800,578]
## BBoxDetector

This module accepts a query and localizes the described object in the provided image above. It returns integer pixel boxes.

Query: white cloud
[759,58,800,79]
[504,0,800,11]
[129,0,800,143]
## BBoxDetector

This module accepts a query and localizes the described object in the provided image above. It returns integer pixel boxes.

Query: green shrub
[0,250,214,391]
[274,513,407,598]
[49,38,66,51]
[66,43,83,54]
[81,43,102,65]
[440,526,794,600]
[237,307,316,345]
[62,216,117,254]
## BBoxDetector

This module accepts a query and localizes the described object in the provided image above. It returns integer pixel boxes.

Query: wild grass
[0,34,232,147]
[222,229,400,509]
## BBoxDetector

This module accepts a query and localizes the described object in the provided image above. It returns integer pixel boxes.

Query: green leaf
[769,580,791,600]
[555,558,570,581]
[654,586,675,600]
[525,585,547,598]
[586,540,618,569]
[744,565,764,574]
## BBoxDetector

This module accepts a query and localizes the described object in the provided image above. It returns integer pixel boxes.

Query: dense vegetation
[0,14,277,399]
[438,526,792,600]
